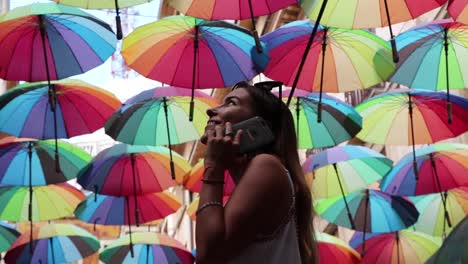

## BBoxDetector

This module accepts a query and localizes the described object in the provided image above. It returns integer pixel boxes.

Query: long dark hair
[233,81,317,263]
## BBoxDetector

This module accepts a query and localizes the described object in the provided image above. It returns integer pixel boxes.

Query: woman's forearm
[195,166,227,261]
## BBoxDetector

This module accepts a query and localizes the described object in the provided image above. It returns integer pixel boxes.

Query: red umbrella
[316,232,361,264]
[448,0,468,25]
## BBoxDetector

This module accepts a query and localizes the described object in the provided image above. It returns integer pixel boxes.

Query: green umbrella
[0,221,20,253]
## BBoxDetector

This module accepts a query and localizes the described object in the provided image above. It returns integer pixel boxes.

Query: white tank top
[227,169,302,264]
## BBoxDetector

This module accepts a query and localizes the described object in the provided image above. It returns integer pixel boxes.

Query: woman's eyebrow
[223,95,240,102]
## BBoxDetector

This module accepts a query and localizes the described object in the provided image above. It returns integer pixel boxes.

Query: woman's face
[201,88,255,143]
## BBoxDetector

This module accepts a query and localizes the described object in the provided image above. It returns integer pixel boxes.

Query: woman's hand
[204,122,242,170]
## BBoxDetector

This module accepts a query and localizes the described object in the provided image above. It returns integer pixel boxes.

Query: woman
[195,81,317,263]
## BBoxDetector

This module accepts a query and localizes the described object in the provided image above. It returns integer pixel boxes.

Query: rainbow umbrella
[301,0,446,62]
[426,216,468,264]
[121,15,268,120]
[100,232,194,263]
[0,79,120,172]
[105,87,218,146]
[350,230,442,262]
[409,187,468,237]
[78,144,190,196]
[284,91,362,149]
[0,3,116,82]
[56,0,155,39]
[315,232,361,264]
[389,20,468,122]
[184,159,236,196]
[316,189,419,232]
[4,224,100,264]
[448,0,468,24]
[0,139,91,186]
[260,20,395,106]
[303,145,392,199]
[74,191,181,226]
[167,0,299,52]
[0,221,20,253]
[381,144,468,196]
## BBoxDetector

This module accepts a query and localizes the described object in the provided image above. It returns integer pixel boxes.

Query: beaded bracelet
[195,201,223,215]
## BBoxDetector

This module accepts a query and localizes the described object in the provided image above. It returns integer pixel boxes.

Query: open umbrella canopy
[0,183,84,222]
[4,223,100,264]
[77,144,191,196]
[315,232,361,264]
[100,232,194,264]
[408,187,468,237]
[350,230,442,263]
[0,79,121,139]
[0,221,20,253]
[168,0,298,20]
[0,3,116,82]
[74,191,181,226]
[301,0,446,28]
[390,20,468,92]
[260,20,395,94]
[0,139,91,186]
[56,0,154,9]
[356,89,468,145]
[303,145,392,199]
[316,189,420,232]
[105,87,218,146]
[381,143,468,196]
[283,91,362,149]
[448,0,468,24]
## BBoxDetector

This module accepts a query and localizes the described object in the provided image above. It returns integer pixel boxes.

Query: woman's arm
[195,154,292,263]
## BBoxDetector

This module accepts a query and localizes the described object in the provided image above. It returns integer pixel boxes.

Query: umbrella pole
[146,244,150,264]
[408,93,419,180]
[39,16,61,174]
[125,197,135,258]
[286,0,328,106]
[189,25,199,122]
[247,0,263,53]
[443,28,452,124]
[429,153,452,228]
[114,0,123,40]
[130,154,140,227]
[332,164,355,229]
[361,189,370,257]
[295,98,300,141]
[163,97,176,179]
[28,142,34,254]
[383,0,399,63]
[395,232,400,264]
[317,27,328,123]
[49,237,56,264]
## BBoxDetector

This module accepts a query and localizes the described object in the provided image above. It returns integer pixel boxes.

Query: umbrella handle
[412,160,419,180]
[252,29,263,53]
[317,102,322,123]
[445,210,452,227]
[390,38,399,63]
[189,101,195,122]
[115,15,123,40]
[170,160,176,180]
[447,102,452,124]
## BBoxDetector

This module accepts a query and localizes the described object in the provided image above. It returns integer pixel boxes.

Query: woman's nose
[206,107,216,117]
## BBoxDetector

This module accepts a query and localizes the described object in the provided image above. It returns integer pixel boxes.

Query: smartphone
[231,116,275,154]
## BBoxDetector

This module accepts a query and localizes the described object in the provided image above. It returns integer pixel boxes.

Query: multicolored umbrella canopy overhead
[0,79,121,139]
[168,0,298,20]
[0,221,20,253]
[303,145,392,199]
[426,215,468,264]
[260,20,395,94]
[74,191,182,226]
[350,230,442,263]
[0,3,116,82]
[100,232,194,264]
[356,89,468,145]
[316,189,420,232]
[184,159,236,196]
[0,139,91,186]
[105,87,218,146]
[390,20,468,96]
[315,232,361,264]
[77,144,190,196]
[283,92,362,149]
[0,183,84,222]
[409,187,468,237]
[381,143,468,196]
[4,224,100,264]
[448,0,468,24]
[121,15,269,119]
